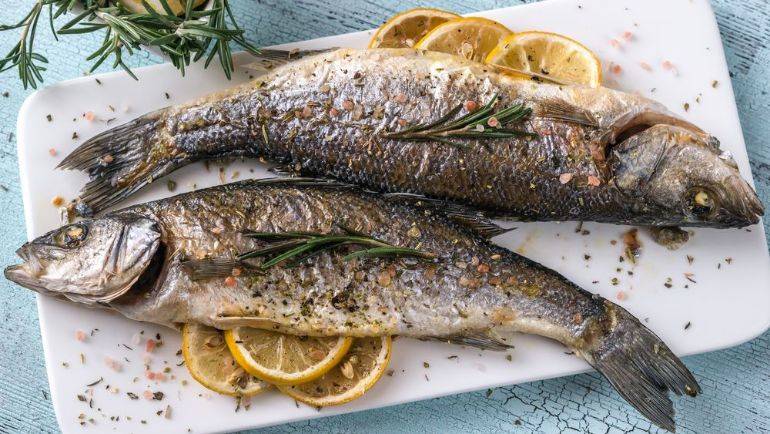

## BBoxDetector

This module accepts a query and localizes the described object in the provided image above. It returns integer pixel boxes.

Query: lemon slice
[181,323,269,396]
[485,31,602,86]
[414,17,513,63]
[368,8,460,49]
[225,328,353,386]
[118,0,207,15]
[278,336,392,407]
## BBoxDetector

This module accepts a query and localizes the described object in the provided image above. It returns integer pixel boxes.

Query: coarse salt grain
[639,62,652,72]
[342,100,354,111]
[587,175,601,186]
[616,291,628,301]
[610,63,623,75]
[609,39,621,49]
[143,390,154,400]
[145,339,157,353]
[75,330,87,342]
[104,357,122,372]
[84,111,96,121]
[224,276,237,287]
[622,31,634,41]
[131,333,142,346]
[49,148,57,156]
[559,173,573,184]
[464,100,478,111]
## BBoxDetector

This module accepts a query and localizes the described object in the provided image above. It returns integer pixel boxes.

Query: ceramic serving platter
[15,0,770,432]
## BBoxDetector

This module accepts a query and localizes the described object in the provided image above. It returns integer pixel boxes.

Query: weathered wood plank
[0,1,767,433]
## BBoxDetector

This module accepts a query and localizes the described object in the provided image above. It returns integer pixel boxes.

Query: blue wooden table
[0,1,768,432]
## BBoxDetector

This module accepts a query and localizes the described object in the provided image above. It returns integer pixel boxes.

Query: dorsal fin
[242,48,336,73]
[536,98,599,127]
[383,192,513,239]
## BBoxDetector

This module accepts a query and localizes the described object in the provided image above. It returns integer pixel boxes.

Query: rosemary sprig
[240,230,434,268]
[383,94,536,146]
[181,229,433,280]
[0,0,260,88]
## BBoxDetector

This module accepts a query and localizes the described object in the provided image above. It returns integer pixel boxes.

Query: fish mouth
[719,177,764,226]
[4,263,49,294]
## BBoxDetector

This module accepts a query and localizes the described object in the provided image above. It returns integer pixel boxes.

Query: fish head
[611,124,763,227]
[5,214,162,303]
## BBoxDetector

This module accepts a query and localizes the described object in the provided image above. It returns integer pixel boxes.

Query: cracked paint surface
[0,0,769,433]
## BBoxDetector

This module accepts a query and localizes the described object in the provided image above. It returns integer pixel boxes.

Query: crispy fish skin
[61,48,762,227]
[6,179,698,430]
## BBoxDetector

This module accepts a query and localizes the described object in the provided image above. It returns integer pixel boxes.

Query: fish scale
[60,48,762,227]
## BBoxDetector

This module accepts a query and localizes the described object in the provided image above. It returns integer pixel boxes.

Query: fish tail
[58,108,179,216]
[583,305,700,432]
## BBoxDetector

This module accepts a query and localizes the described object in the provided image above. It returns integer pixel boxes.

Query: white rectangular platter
[15,0,770,432]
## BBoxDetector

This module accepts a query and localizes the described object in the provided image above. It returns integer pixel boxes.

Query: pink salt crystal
[145,339,157,353]
[616,291,628,301]
[49,148,57,157]
[464,100,478,111]
[559,173,574,184]
[587,175,601,187]
[328,107,339,117]
[84,111,96,121]
[342,100,354,111]
[610,63,623,75]
[622,31,634,41]
[104,357,122,372]
[639,62,652,72]
[75,330,87,342]
[609,39,621,49]
[143,390,154,400]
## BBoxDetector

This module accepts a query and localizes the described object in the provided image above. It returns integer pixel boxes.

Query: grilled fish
[6,178,698,430]
[61,48,762,227]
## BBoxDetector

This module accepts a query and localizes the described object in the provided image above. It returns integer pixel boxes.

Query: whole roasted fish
[61,48,762,227]
[6,179,698,430]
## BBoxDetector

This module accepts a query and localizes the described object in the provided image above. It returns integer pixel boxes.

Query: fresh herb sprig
[183,229,434,280]
[240,230,434,268]
[383,94,536,147]
[0,0,260,89]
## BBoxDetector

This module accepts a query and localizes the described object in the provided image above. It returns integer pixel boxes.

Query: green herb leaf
[383,94,536,146]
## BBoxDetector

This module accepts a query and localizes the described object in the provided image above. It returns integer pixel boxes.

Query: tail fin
[58,108,175,216]
[585,306,700,432]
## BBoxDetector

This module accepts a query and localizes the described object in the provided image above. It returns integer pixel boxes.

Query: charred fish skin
[6,179,698,430]
[60,48,763,227]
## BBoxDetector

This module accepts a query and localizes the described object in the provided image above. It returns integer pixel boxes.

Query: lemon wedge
[368,8,460,49]
[278,336,392,407]
[485,31,602,86]
[181,323,268,396]
[118,0,207,15]
[415,17,512,62]
[225,328,353,386]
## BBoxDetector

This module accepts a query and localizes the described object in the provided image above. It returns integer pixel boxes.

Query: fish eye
[686,188,716,218]
[54,224,88,248]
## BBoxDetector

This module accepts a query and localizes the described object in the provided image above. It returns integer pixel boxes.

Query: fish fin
[423,331,513,351]
[536,98,599,127]
[268,163,306,177]
[57,108,174,216]
[242,48,336,73]
[181,258,244,280]
[586,306,700,432]
[384,193,513,239]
